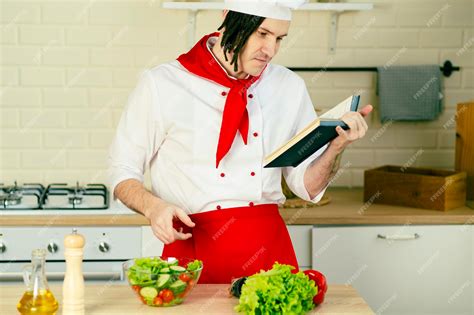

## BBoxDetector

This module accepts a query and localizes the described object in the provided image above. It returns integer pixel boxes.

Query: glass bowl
[122,256,203,307]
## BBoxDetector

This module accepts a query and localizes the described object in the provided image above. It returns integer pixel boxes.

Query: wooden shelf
[163,2,373,11]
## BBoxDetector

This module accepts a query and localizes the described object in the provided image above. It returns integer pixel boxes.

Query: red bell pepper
[303,269,327,305]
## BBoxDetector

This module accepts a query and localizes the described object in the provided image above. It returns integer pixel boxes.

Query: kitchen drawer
[312,225,473,315]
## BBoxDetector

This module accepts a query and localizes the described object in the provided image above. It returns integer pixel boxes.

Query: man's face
[237,18,290,76]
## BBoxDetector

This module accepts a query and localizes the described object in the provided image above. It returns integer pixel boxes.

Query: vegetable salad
[125,257,203,307]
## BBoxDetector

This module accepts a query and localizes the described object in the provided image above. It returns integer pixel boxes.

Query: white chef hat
[224,0,308,21]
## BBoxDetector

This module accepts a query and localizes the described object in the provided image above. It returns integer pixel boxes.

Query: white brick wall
[0,0,472,187]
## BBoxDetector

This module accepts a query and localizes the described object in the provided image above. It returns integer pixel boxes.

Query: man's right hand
[113,179,195,245]
[145,200,196,245]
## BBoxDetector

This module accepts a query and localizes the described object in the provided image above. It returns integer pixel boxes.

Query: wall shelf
[163,2,373,11]
[162,1,374,53]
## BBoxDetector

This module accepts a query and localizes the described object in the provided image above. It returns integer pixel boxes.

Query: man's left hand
[331,104,373,152]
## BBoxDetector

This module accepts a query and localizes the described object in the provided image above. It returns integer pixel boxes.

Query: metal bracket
[187,10,198,49]
[329,12,340,55]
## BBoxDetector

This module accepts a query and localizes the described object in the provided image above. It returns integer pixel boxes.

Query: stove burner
[0,182,43,209]
[42,182,109,210]
[68,182,85,205]
[1,194,22,206]
[0,182,23,206]
[68,195,83,205]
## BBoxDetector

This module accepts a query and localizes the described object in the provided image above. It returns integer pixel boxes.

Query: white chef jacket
[108,36,329,215]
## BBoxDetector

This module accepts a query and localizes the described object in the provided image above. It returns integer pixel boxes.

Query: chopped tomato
[131,285,141,293]
[178,284,192,298]
[179,273,191,282]
[159,289,174,303]
[153,296,163,306]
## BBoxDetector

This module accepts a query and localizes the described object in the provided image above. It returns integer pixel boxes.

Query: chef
[108,0,372,284]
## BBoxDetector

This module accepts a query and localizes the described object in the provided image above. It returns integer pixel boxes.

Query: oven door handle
[0,271,123,281]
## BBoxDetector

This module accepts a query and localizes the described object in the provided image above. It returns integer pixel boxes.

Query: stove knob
[98,242,110,253]
[0,243,6,253]
[47,242,59,254]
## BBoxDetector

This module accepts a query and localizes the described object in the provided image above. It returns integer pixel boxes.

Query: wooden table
[1,283,374,314]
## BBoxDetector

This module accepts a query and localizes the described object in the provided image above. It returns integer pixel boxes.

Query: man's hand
[145,200,196,245]
[114,179,195,245]
[331,104,373,152]
[304,105,373,199]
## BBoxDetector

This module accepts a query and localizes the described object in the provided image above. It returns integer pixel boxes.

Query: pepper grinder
[62,228,85,315]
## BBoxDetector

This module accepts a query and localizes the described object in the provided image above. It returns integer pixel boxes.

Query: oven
[0,182,141,283]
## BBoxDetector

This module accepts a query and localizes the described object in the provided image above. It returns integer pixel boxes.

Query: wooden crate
[364,165,466,211]
[455,102,474,201]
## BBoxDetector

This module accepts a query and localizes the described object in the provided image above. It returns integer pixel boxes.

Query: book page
[320,95,354,119]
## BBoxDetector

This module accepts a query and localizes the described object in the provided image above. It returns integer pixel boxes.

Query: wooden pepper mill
[62,228,85,315]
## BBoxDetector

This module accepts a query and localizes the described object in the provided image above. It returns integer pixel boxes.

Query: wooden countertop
[1,188,473,226]
[0,283,374,314]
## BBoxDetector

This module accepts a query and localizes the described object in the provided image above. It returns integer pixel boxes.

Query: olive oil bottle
[17,249,58,314]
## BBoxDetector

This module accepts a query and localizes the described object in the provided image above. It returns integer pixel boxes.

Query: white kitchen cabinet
[287,225,312,269]
[141,226,164,257]
[312,225,473,315]
[142,225,312,269]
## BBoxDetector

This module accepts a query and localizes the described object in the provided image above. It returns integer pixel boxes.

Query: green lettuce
[186,259,202,271]
[235,263,317,315]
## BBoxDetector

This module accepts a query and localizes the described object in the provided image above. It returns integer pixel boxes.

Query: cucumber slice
[138,280,155,286]
[170,265,186,273]
[139,286,158,299]
[157,274,171,288]
[170,279,187,294]
[160,267,170,273]
[170,279,187,288]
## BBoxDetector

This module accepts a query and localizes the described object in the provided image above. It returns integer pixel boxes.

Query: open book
[264,95,360,168]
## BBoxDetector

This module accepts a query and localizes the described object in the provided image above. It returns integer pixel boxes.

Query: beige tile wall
[0,0,473,187]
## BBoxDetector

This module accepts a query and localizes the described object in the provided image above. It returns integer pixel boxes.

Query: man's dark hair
[217,11,265,72]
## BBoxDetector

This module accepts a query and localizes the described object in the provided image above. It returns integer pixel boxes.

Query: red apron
[162,204,298,284]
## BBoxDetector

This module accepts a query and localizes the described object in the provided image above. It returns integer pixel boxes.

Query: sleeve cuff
[308,182,329,203]
[285,143,330,203]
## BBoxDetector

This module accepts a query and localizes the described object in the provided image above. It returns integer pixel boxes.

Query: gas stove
[0,182,134,215]
[0,182,142,282]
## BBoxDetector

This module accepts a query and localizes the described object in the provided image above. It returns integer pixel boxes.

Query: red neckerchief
[177,32,265,168]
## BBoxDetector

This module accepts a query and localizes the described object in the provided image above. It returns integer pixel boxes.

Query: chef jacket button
[250,171,255,176]
[220,172,225,178]
[248,94,254,99]
[249,202,254,207]
[221,91,227,96]
[217,205,222,210]
[253,132,258,137]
